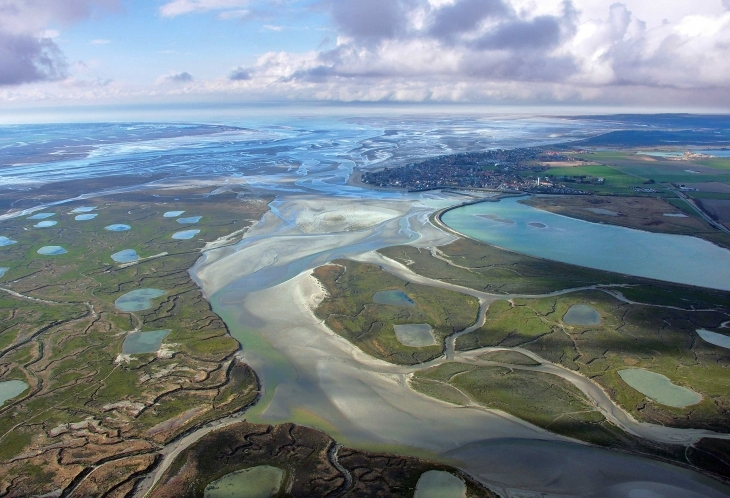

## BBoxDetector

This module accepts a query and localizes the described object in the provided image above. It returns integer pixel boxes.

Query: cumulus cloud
[159,0,249,18]
[0,0,119,86]
[0,31,67,85]
[157,71,194,84]
[228,67,252,80]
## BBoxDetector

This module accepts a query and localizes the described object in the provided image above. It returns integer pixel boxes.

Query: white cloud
[159,0,249,18]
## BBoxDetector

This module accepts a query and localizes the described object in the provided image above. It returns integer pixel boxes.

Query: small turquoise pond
[123,330,170,354]
[394,324,436,347]
[164,211,185,217]
[172,229,200,240]
[373,290,416,307]
[563,305,601,326]
[115,288,166,312]
[27,212,55,220]
[204,466,284,498]
[70,206,96,213]
[0,268,8,278]
[0,236,17,246]
[105,224,131,232]
[618,369,702,408]
[75,214,98,221]
[34,221,58,228]
[414,471,466,498]
[0,380,29,405]
[177,216,202,224]
[37,246,67,255]
[697,329,730,350]
[111,249,139,263]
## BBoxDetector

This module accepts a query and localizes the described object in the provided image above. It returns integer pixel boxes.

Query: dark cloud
[428,0,509,40]
[474,15,563,50]
[161,71,193,83]
[229,67,252,81]
[329,0,414,42]
[0,31,67,85]
[462,50,576,81]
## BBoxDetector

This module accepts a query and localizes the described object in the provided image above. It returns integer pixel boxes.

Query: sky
[0,0,729,109]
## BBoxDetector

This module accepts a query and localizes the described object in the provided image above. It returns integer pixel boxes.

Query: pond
[114,288,166,312]
[414,471,466,498]
[563,305,601,326]
[177,216,202,224]
[172,229,200,240]
[123,330,170,354]
[27,213,55,220]
[696,329,730,350]
[372,290,416,307]
[111,249,139,263]
[105,224,131,232]
[0,380,29,405]
[204,466,284,498]
[0,236,17,246]
[71,206,96,213]
[75,214,98,221]
[37,246,67,255]
[34,221,58,228]
[618,369,702,408]
[394,324,437,347]
[164,211,185,218]
[0,268,8,278]
[441,196,730,291]
[587,208,619,216]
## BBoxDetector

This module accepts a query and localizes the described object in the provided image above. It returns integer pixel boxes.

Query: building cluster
[362,148,552,191]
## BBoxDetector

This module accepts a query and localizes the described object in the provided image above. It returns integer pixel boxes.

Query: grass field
[0,185,270,495]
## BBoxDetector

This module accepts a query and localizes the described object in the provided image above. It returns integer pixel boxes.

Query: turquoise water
[75,214,98,220]
[164,211,185,217]
[204,466,284,498]
[70,206,96,213]
[441,197,730,291]
[618,369,702,408]
[37,246,67,255]
[563,305,601,326]
[114,288,166,311]
[636,151,685,158]
[0,268,8,278]
[105,224,131,231]
[697,329,730,350]
[177,216,202,224]
[414,471,466,498]
[172,229,200,239]
[111,249,139,263]
[122,330,170,354]
[0,236,17,246]
[27,212,55,220]
[0,380,29,405]
[393,324,436,347]
[373,290,416,307]
[34,221,57,228]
